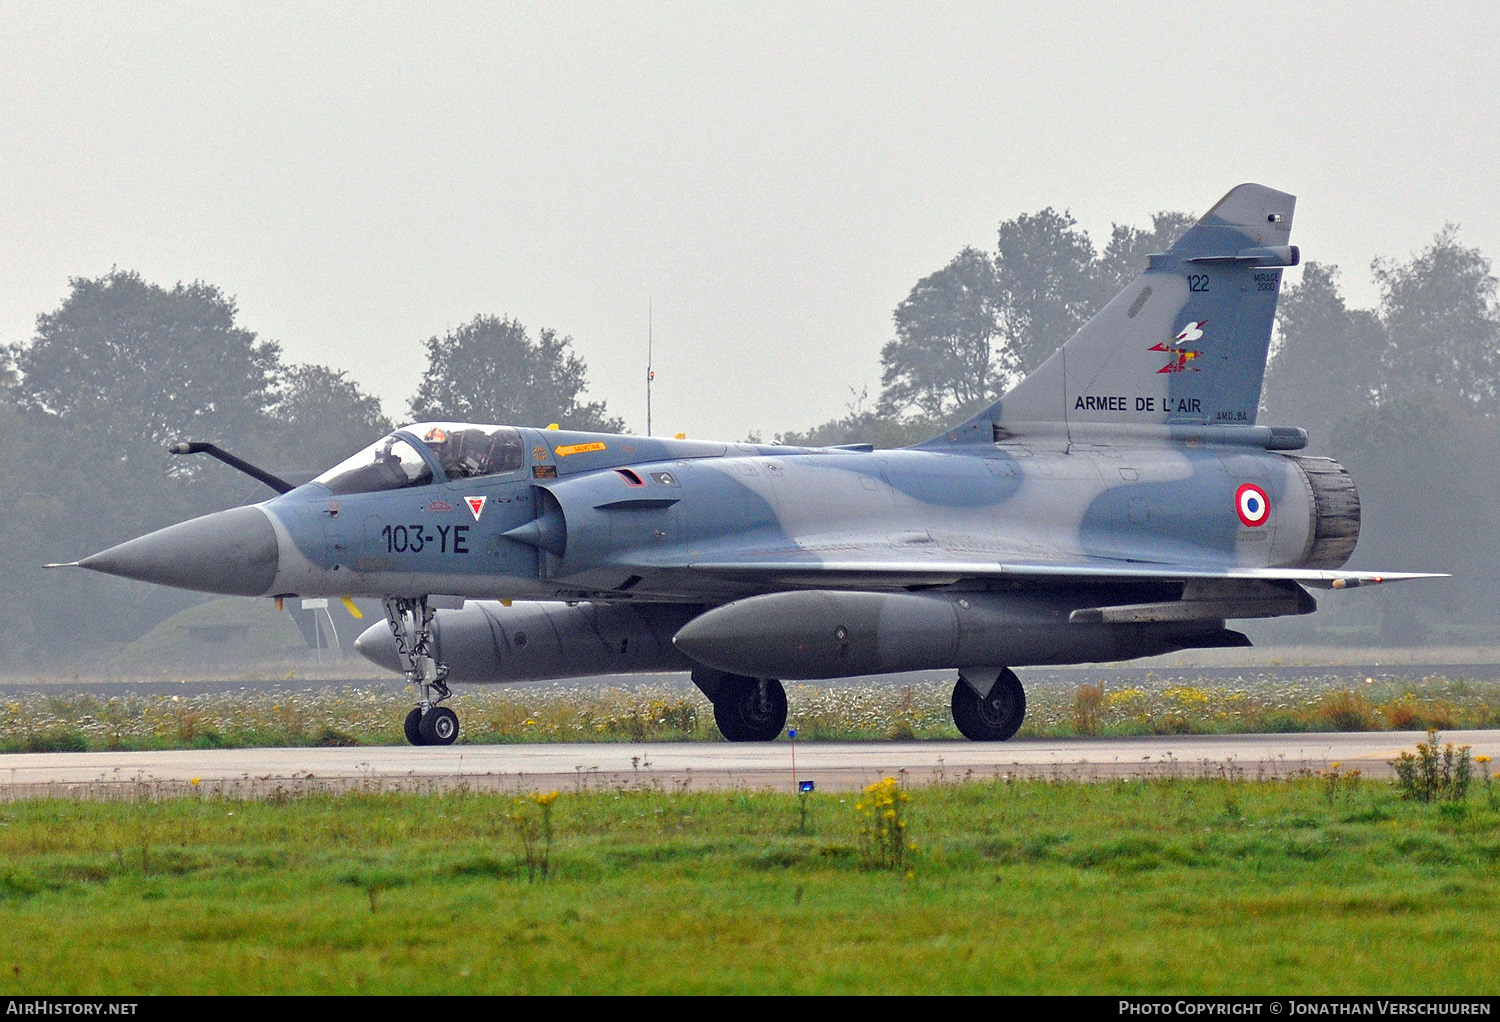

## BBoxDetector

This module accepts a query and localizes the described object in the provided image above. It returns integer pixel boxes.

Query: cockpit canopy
[314,423,526,495]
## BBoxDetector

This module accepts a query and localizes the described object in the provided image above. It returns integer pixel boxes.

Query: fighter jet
[51,184,1442,745]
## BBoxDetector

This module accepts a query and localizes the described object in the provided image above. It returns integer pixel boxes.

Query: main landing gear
[691,669,788,742]
[951,667,1027,741]
[688,667,1026,742]
[384,596,459,746]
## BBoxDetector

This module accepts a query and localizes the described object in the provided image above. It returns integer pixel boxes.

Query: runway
[3,729,1496,800]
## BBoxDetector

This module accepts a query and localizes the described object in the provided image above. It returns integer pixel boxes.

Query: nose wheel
[403,707,424,745]
[402,705,460,747]
[417,706,459,745]
[385,597,460,746]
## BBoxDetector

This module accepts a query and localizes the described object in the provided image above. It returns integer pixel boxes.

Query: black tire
[403,707,426,746]
[713,676,787,742]
[951,669,1026,741]
[419,706,460,746]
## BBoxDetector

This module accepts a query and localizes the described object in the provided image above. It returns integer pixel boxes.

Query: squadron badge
[1150,321,1205,373]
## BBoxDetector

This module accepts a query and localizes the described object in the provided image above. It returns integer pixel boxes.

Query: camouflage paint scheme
[64,185,1441,742]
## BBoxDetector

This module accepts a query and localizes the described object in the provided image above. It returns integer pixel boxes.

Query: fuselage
[242,421,1350,605]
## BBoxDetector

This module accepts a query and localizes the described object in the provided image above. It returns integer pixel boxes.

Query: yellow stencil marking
[555,442,607,457]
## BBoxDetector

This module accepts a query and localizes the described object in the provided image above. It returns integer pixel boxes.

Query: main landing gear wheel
[419,706,460,746]
[951,668,1026,741]
[713,676,788,742]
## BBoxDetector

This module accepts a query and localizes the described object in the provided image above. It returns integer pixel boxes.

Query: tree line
[5,198,1499,663]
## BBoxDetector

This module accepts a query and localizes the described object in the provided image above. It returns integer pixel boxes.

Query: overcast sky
[4,2,1498,443]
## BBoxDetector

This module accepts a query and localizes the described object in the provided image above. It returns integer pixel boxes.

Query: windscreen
[314,435,435,495]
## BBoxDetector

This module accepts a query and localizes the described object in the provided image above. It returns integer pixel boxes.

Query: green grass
[5,674,1500,751]
[1,777,1498,993]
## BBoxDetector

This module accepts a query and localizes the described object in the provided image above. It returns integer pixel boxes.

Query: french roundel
[1236,483,1270,527]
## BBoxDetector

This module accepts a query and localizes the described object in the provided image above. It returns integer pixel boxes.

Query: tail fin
[936,183,1297,443]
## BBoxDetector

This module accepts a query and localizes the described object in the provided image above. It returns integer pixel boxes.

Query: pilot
[426,427,499,481]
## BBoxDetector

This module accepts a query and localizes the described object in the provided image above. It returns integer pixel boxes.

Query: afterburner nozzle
[78,505,280,596]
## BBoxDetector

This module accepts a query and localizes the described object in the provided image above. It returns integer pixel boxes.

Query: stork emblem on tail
[1150,321,1205,373]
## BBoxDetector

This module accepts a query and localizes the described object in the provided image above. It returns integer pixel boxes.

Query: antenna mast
[646,300,654,436]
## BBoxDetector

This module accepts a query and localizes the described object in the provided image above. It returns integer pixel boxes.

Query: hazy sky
[4,2,1498,444]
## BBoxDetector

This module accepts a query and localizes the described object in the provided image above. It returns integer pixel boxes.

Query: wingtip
[42,562,81,569]
[1327,571,1448,590]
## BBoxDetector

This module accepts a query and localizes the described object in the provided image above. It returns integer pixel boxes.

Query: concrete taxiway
[2,730,1496,800]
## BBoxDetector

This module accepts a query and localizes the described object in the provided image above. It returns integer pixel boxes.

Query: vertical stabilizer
[933,183,1297,443]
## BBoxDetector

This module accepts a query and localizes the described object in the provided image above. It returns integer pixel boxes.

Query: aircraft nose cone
[353,621,402,673]
[79,505,280,596]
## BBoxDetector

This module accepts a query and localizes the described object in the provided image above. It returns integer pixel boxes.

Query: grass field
[5,672,1500,752]
[2,771,1498,994]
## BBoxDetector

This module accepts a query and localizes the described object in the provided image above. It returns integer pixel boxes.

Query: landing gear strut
[384,597,458,746]
[951,667,1026,741]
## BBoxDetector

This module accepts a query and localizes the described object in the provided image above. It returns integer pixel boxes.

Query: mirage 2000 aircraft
[53,184,1442,746]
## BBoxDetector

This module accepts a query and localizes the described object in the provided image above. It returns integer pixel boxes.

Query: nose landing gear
[385,597,459,746]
